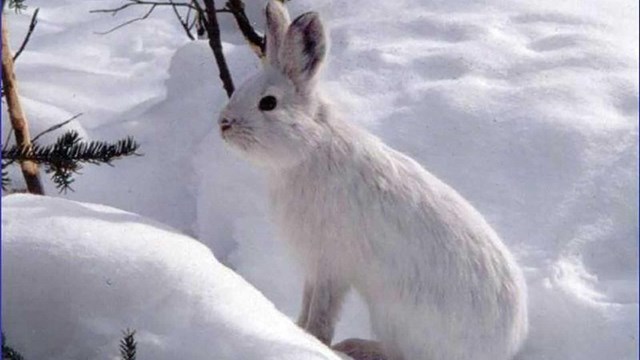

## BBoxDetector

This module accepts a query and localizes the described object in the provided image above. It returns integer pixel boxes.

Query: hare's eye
[259,95,277,111]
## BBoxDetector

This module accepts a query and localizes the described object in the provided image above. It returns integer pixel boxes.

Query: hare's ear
[279,12,327,90]
[265,0,290,66]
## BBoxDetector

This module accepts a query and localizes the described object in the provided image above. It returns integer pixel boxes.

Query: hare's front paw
[301,278,349,344]
[333,338,389,360]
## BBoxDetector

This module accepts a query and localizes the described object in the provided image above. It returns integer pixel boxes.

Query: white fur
[219,2,528,359]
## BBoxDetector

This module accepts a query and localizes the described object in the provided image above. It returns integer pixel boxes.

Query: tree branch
[94,5,157,35]
[13,7,39,62]
[90,1,230,37]
[224,0,264,57]
[197,0,235,96]
[31,113,83,143]
[170,0,195,40]
[91,0,269,97]
[3,131,140,193]
[90,0,197,15]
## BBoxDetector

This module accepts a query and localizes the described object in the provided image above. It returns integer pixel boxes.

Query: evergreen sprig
[2,333,25,360]
[2,130,140,192]
[6,0,27,12]
[2,166,11,190]
[119,329,137,360]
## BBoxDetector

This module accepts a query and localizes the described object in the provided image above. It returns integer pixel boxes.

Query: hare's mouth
[221,125,257,151]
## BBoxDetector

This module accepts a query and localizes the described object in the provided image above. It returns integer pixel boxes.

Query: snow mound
[1,194,341,360]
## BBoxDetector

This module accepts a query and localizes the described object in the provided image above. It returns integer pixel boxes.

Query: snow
[2,0,638,359]
[1,194,342,360]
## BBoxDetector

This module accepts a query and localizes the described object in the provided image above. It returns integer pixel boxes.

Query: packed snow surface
[2,0,638,359]
[1,195,342,360]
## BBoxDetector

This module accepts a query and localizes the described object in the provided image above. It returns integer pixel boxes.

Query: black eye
[259,95,277,111]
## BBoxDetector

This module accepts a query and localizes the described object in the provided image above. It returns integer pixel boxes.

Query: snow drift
[1,194,341,360]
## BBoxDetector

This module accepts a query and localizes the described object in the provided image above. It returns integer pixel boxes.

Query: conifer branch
[2,130,140,193]
[119,329,137,360]
[6,0,27,13]
[95,5,157,35]
[2,333,25,360]
[2,164,11,191]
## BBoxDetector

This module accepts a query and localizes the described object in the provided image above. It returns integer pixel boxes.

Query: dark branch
[31,113,83,143]
[90,1,230,36]
[91,0,262,52]
[196,0,235,96]
[185,0,194,22]
[224,0,264,56]
[13,7,39,62]
[90,0,197,15]
[91,0,268,96]
[170,0,195,40]
[95,5,158,35]
[6,0,27,13]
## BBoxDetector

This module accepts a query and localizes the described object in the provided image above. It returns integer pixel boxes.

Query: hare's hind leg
[333,338,400,360]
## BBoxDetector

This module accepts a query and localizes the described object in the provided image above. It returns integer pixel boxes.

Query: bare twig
[31,113,83,143]
[95,4,157,35]
[91,0,268,96]
[224,0,264,57]
[13,7,39,62]
[89,0,196,15]
[91,1,230,35]
[184,1,194,28]
[195,8,206,38]
[198,0,234,96]
[170,0,195,40]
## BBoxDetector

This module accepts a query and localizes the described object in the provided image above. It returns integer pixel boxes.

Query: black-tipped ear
[279,12,327,90]
[265,0,290,66]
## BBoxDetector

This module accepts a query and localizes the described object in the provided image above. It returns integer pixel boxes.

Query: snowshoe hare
[219,2,528,359]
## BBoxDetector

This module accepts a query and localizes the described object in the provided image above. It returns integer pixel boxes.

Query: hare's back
[353,147,527,359]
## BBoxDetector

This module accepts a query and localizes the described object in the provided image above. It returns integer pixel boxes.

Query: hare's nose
[219,117,235,132]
